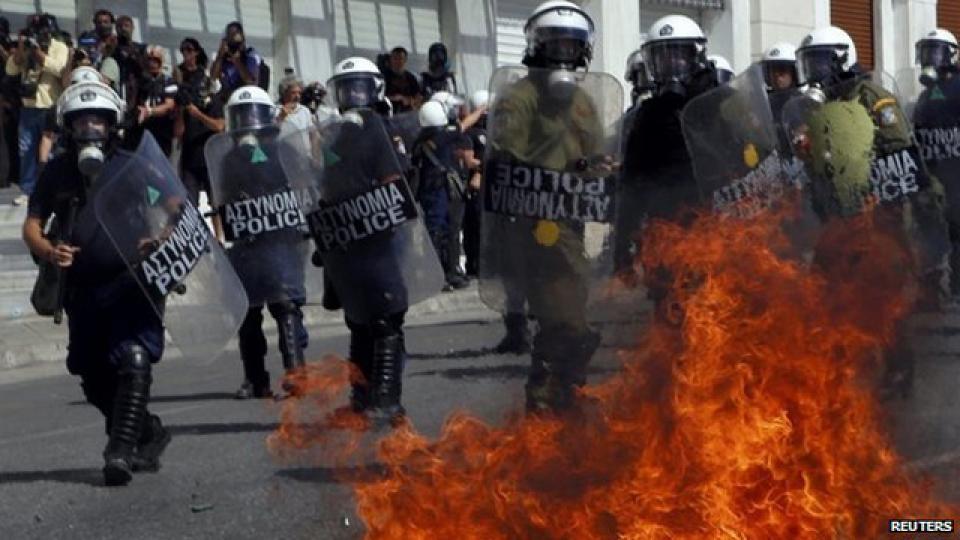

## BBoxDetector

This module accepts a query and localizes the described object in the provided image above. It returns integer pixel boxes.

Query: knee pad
[117,343,152,378]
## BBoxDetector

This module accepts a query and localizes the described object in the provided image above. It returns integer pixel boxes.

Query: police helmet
[796,26,858,86]
[916,29,959,70]
[56,81,124,140]
[419,101,448,128]
[709,55,734,85]
[470,89,491,111]
[429,91,466,121]
[327,57,385,112]
[225,85,278,135]
[642,15,708,87]
[69,66,103,86]
[523,0,595,69]
[762,42,799,90]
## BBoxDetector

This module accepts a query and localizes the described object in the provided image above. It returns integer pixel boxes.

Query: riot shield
[278,111,444,323]
[478,66,623,321]
[95,132,249,363]
[682,64,794,218]
[872,71,900,96]
[910,70,960,211]
[205,131,318,308]
[895,67,924,120]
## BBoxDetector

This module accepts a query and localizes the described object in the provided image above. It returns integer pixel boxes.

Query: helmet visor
[67,111,110,142]
[716,68,734,85]
[764,60,798,90]
[534,26,591,65]
[332,74,378,110]
[643,41,701,85]
[917,41,955,69]
[797,46,840,85]
[228,103,275,133]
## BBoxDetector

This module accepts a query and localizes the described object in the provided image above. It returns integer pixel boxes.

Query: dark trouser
[180,162,211,208]
[1,105,17,186]
[345,311,406,411]
[237,301,309,388]
[16,107,46,196]
[420,186,453,274]
[446,196,465,276]
[65,282,165,469]
[463,190,482,275]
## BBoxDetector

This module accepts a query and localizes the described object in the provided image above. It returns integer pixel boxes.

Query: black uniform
[220,140,309,395]
[615,70,718,307]
[29,150,169,484]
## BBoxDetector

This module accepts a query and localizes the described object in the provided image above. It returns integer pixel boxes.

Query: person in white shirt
[276,76,312,130]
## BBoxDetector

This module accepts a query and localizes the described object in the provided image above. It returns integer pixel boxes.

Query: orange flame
[272,208,955,538]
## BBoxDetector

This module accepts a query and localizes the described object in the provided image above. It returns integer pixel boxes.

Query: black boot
[276,305,307,397]
[131,413,171,472]
[525,328,600,413]
[368,320,406,425]
[494,312,531,354]
[347,325,374,413]
[103,345,152,486]
[236,308,272,399]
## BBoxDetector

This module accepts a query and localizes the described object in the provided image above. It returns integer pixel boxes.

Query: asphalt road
[1,303,959,539]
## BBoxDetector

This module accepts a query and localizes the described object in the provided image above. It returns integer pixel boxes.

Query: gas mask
[546,69,578,102]
[920,67,939,88]
[69,112,111,178]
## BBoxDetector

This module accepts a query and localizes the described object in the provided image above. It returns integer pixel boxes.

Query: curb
[0,285,489,373]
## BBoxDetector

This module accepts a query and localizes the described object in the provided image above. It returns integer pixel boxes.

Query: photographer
[0,16,17,187]
[111,15,146,109]
[210,22,265,95]
[126,47,176,156]
[173,38,224,205]
[5,13,67,206]
[300,81,326,114]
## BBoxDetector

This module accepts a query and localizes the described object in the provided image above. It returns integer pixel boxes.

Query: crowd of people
[12,0,960,489]
[0,8,482,290]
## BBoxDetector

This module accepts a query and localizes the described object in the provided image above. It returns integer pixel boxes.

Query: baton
[53,197,80,325]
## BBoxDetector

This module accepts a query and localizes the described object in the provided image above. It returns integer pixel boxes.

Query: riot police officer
[911,29,960,295]
[793,26,949,398]
[481,0,619,411]
[320,56,435,423]
[762,42,801,144]
[206,86,309,399]
[22,81,170,486]
[614,15,717,292]
[413,100,470,290]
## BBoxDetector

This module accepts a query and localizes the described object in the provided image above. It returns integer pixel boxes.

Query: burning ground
[270,208,956,539]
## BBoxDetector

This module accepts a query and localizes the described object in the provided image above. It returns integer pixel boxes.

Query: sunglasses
[180,46,195,53]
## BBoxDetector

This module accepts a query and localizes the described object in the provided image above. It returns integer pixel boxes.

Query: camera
[300,83,327,113]
[175,85,197,107]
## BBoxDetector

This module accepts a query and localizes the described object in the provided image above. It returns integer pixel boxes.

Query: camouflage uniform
[486,72,605,410]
